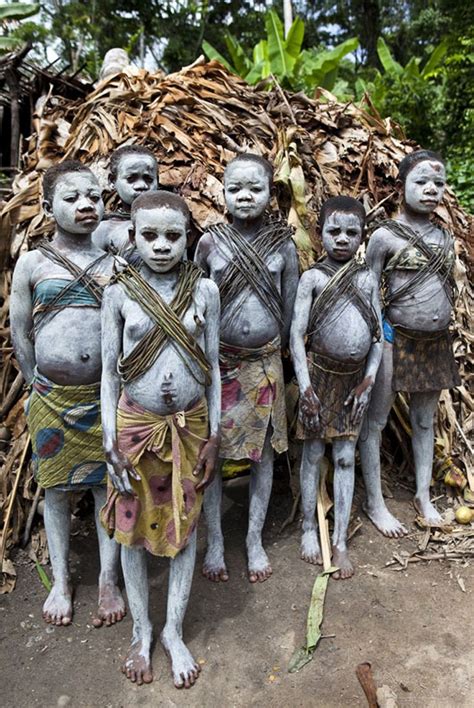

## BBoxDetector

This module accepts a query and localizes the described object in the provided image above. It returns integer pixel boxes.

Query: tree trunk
[6,68,20,170]
[358,0,381,67]
[283,0,293,38]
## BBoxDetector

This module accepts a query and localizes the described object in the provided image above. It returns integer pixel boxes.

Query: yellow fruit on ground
[455,506,473,524]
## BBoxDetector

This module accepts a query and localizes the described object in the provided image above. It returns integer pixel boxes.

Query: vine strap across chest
[381,219,455,307]
[208,222,292,328]
[115,262,212,385]
[33,243,108,334]
[308,259,380,340]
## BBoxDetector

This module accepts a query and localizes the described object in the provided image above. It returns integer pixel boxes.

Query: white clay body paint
[360,155,455,536]
[133,206,187,272]
[46,173,104,234]
[224,162,270,223]
[404,160,446,214]
[114,154,158,206]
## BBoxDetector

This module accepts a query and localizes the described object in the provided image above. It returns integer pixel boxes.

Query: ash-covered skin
[359,159,454,534]
[101,203,220,688]
[195,159,299,583]
[92,152,158,254]
[10,170,124,627]
[290,210,382,579]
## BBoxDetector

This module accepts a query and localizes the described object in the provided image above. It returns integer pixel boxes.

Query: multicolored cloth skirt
[392,325,460,393]
[219,337,288,462]
[296,351,366,442]
[100,393,209,558]
[27,370,106,489]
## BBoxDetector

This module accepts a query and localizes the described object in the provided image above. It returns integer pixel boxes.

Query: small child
[290,196,382,579]
[92,144,158,257]
[100,191,220,687]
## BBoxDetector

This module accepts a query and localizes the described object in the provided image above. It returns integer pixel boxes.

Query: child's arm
[365,227,390,284]
[194,279,221,491]
[281,240,299,349]
[290,270,321,431]
[101,284,139,494]
[345,272,383,424]
[10,253,36,384]
[194,232,212,276]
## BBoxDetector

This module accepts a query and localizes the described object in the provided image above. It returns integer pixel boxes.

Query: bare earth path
[1,476,472,707]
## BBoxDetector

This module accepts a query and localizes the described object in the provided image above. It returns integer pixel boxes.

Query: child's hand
[299,386,321,432]
[345,376,374,425]
[106,444,140,495]
[194,432,221,491]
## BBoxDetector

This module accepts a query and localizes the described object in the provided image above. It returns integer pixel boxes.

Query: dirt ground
[1,472,473,708]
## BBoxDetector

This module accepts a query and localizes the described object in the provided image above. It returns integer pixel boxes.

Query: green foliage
[355,38,448,147]
[447,138,474,214]
[204,10,305,86]
[0,1,39,52]
[204,9,357,95]
[0,2,38,21]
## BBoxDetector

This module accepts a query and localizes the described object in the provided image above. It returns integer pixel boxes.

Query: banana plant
[356,36,448,100]
[203,9,355,95]
[203,9,304,87]
[0,2,39,51]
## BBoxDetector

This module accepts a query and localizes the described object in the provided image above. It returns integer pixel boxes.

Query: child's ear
[396,178,404,202]
[129,225,136,244]
[108,173,116,190]
[43,199,53,218]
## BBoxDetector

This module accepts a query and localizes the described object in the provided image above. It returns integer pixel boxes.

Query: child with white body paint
[290,196,382,579]
[10,161,124,626]
[359,150,460,535]
[92,144,158,257]
[195,153,299,583]
[100,191,221,687]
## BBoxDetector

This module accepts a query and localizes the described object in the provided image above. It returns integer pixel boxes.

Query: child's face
[48,172,104,235]
[133,206,187,272]
[404,160,445,214]
[224,161,270,221]
[322,211,362,262]
[113,154,158,206]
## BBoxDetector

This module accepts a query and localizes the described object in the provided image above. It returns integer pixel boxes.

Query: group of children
[10,144,458,688]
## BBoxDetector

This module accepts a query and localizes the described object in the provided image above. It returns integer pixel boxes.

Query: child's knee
[410,409,435,432]
[334,450,354,472]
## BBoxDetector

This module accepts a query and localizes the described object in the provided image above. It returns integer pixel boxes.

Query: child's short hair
[131,190,190,228]
[225,153,273,187]
[43,161,95,203]
[109,145,158,181]
[319,196,366,230]
[398,150,445,184]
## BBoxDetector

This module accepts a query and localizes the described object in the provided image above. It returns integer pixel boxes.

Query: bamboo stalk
[317,462,332,572]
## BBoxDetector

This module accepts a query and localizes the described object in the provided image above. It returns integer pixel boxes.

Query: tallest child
[195,154,299,583]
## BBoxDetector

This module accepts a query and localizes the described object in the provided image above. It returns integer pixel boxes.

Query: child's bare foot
[121,640,153,685]
[247,539,272,583]
[363,500,407,538]
[161,627,201,689]
[414,496,443,525]
[300,529,323,565]
[202,541,229,582]
[332,546,354,580]
[42,582,73,626]
[93,581,126,627]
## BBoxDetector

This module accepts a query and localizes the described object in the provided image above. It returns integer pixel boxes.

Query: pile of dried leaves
[1,59,472,592]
